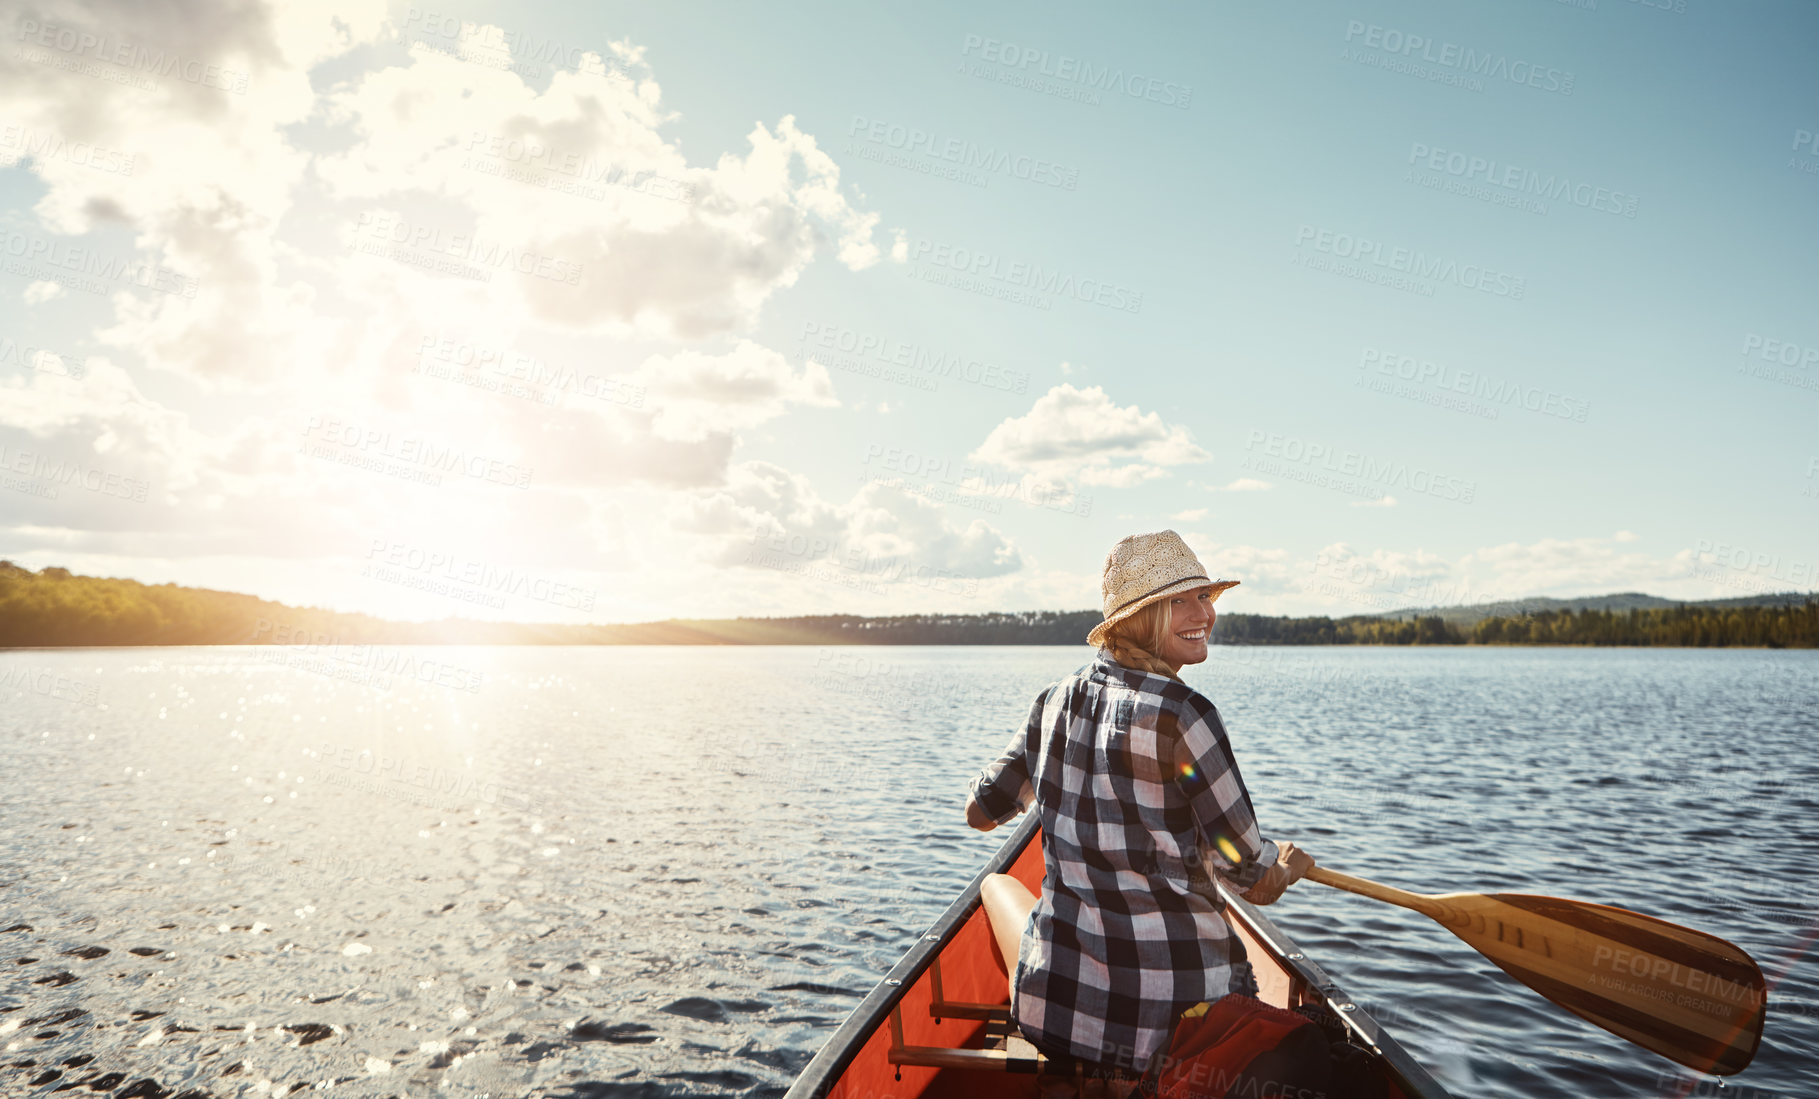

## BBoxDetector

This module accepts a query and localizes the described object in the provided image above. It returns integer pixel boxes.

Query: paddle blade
[1444,892,1765,1075]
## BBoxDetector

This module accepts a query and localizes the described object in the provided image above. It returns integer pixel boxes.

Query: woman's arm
[965,687,1049,830]
[1168,697,1301,896]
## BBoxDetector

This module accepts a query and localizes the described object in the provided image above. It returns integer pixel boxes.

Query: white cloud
[1173,507,1209,521]
[632,339,837,442]
[1459,535,1675,597]
[3,4,888,397]
[1189,542,1296,596]
[971,383,1209,487]
[2,0,391,389]
[1216,478,1272,492]
[675,461,1023,585]
[315,53,885,340]
[1271,534,1699,617]
[1350,495,1397,508]
[0,3,902,619]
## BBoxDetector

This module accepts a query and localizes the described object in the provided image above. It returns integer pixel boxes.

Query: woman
[964,530,1316,1093]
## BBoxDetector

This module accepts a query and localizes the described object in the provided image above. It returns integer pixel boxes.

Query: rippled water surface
[2,645,1815,1098]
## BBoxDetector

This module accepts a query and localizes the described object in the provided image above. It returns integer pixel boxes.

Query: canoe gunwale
[784,815,1457,1099]
[784,814,1044,1099]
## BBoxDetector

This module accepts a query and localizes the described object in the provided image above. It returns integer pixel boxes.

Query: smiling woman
[960,530,1319,1094]
[1101,585,1218,678]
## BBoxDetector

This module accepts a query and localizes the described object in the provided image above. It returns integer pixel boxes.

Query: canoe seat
[885,953,1051,1073]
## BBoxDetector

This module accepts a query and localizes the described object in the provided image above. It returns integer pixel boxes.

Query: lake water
[1,645,1815,1099]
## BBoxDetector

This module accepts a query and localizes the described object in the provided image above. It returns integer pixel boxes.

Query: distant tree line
[1,562,1814,648]
[1217,604,1819,648]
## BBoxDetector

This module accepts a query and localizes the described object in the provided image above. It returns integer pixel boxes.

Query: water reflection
[1,645,1814,1097]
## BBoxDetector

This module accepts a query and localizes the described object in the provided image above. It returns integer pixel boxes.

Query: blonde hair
[1099,599,1180,680]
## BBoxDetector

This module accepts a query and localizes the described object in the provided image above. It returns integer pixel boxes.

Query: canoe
[786,815,1456,1098]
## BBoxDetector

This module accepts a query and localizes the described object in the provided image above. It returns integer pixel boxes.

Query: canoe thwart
[926,957,1013,1023]
[888,1001,1047,1074]
[927,1001,1012,1023]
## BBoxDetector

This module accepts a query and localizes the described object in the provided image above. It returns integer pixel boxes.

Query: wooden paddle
[1304,866,1766,1075]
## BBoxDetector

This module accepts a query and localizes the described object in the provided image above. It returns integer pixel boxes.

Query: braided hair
[1099,598,1181,681]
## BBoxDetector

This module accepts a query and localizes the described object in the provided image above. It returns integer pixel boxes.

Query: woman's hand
[1279,841,1316,883]
[1240,841,1316,906]
[965,794,997,832]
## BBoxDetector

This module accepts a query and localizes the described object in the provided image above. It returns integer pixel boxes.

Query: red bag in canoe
[1153,993,1334,1099]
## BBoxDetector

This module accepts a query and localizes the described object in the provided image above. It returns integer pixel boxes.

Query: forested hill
[1376,590,1816,625]
[2,562,1815,648]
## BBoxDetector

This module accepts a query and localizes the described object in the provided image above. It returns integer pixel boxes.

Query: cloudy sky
[1,0,1814,624]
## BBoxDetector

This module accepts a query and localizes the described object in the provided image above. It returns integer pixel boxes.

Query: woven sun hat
[1085,530,1240,648]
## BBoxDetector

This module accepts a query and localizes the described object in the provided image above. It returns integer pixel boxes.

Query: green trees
[1,561,1815,648]
[1212,613,1463,645]
[1462,602,1819,647]
[0,560,407,647]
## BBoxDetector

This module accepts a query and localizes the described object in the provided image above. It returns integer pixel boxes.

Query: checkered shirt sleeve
[1169,692,1280,892]
[968,688,1046,825]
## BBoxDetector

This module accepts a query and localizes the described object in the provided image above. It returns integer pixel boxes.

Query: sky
[0,0,1815,625]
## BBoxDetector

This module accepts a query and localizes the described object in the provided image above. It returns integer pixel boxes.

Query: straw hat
[1085,530,1240,648]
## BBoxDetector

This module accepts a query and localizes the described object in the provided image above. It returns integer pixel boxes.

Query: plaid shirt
[968,652,1280,1071]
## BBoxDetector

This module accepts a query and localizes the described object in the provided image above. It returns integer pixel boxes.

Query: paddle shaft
[1309,866,1433,909]
[1305,865,1450,921]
